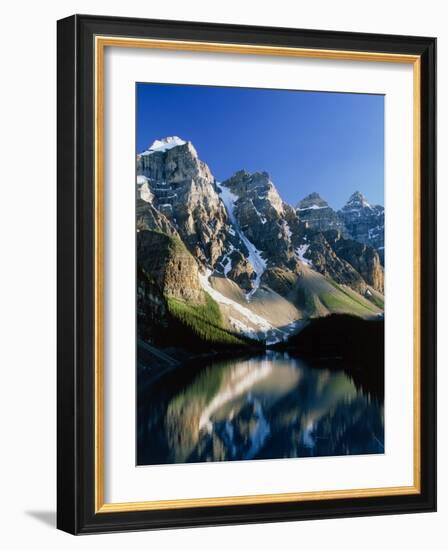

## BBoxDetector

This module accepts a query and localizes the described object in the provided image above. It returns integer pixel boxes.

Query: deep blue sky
[136,83,384,208]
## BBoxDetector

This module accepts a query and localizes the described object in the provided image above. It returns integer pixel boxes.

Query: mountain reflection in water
[137,351,384,465]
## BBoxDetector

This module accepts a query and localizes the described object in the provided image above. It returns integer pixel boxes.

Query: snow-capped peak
[136,175,149,185]
[141,136,186,156]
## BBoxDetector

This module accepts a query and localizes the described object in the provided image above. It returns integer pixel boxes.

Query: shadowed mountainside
[272,314,384,398]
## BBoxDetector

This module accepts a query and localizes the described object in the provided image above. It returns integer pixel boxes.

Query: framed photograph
[57,14,436,534]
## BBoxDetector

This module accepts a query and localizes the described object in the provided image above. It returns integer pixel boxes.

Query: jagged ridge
[136,137,384,345]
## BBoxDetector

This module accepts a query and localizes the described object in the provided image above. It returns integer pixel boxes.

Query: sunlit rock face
[300,230,384,294]
[300,231,367,292]
[222,170,299,269]
[135,137,385,345]
[137,138,232,268]
[137,229,206,305]
[323,230,384,293]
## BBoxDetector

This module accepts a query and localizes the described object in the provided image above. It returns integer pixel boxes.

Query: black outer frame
[57,14,437,535]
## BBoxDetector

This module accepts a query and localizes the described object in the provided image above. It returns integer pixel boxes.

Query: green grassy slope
[138,230,255,351]
[294,264,382,318]
[166,294,251,348]
[364,287,385,309]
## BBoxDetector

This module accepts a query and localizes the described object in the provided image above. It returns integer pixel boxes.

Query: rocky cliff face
[137,137,231,268]
[323,230,384,293]
[137,265,168,343]
[296,193,347,235]
[136,137,385,345]
[137,229,206,304]
[338,191,385,262]
[301,232,366,290]
[295,191,384,263]
[292,227,384,294]
[221,170,299,268]
[136,196,179,238]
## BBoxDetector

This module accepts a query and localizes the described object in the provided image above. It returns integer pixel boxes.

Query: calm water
[137,351,384,465]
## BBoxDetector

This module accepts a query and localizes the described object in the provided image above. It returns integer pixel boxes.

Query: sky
[136,83,384,209]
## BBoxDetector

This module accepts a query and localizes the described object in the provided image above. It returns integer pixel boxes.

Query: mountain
[220,170,300,270]
[137,137,231,268]
[296,192,347,235]
[297,229,384,295]
[324,229,384,292]
[137,139,268,294]
[338,191,385,262]
[295,191,384,263]
[137,229,251,350]
[136,137,384,348]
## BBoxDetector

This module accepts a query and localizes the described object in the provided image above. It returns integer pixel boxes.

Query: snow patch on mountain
[137,175,153,203]
[217,182,267,299]
[297,204,328,211]
[282,220,292,239]
[141,136,186,156]
[229,317,258,338]
[198,270,303,345]
[296,244,313,267]
[251,200,267,224]
[220,244,234,276]
[199,269,272,332]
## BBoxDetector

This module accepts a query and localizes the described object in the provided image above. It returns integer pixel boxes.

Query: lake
[137,351,384,465]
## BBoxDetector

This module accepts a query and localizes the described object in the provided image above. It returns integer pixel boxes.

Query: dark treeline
[273,314,384,399]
